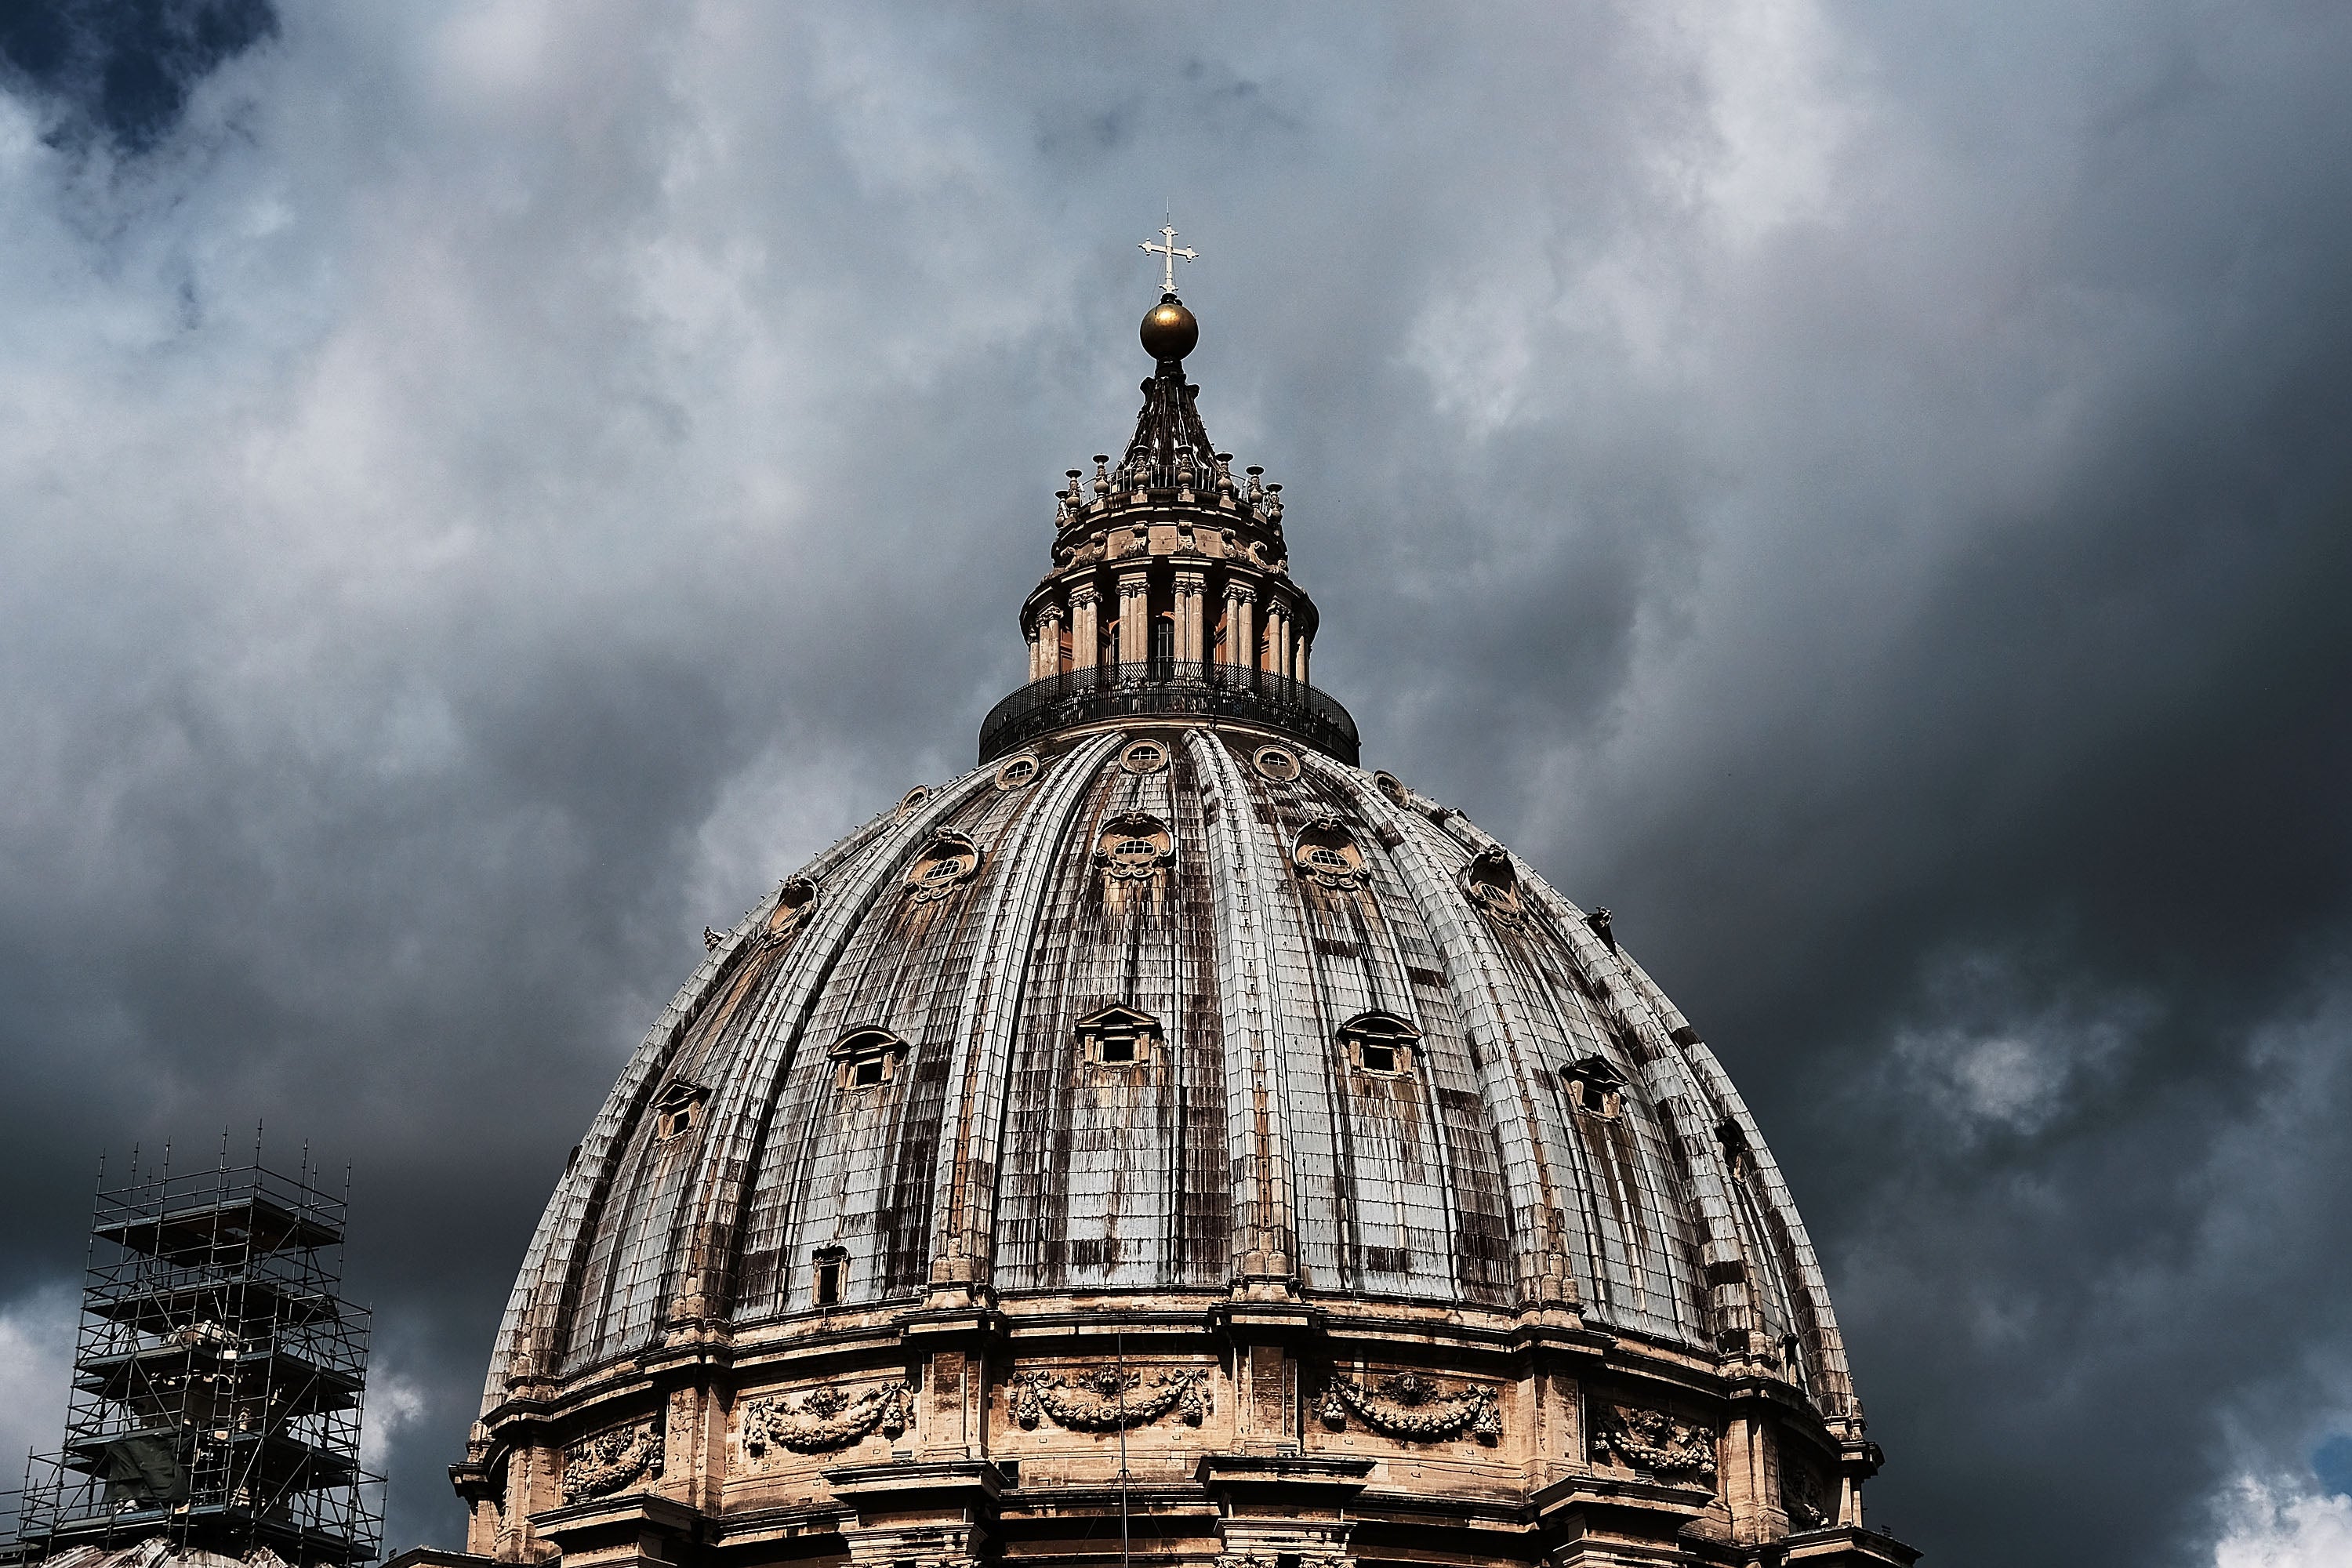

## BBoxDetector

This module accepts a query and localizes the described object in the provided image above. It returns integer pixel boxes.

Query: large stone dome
[456,278,1915,1568]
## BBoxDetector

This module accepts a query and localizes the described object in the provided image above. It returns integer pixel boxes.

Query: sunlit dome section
[456,236,1917,1568]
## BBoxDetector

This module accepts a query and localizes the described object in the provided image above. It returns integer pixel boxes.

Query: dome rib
[924,730,1128,1294]
[1184,729,1305,1287]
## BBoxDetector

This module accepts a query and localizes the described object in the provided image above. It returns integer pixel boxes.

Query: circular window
[1253,745,1302,782]
[1120,739,1168,775]
[994,754,1040,790]
[1374,770,1409,806]
[895,785,931,820]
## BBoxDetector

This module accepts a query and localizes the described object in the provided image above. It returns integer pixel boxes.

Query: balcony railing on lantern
[978,661,1359,765]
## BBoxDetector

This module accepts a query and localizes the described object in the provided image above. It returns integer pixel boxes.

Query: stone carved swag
[1012,1366,1212,1431]
[562,1414,665,1503]
[1317,1370,1503,1444]
[1590,1404,1720,1485]
[741,1381,915,1458]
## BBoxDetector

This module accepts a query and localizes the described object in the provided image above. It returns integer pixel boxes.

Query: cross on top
[1141,223,1199,296]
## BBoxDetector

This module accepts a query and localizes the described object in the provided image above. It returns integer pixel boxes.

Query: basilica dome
[456,274,1916,1568]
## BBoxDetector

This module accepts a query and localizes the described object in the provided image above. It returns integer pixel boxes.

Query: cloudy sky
[2,2,2350,1563]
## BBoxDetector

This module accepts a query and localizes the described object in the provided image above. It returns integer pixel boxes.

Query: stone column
[1295,636,1311,688]
[1119,568,1151,671]
[1225,583,1256,671]
[1174,567,1208,667]
[1266,601,1293,677]
[1069,583,1100,671]
[1035,599,1066,679]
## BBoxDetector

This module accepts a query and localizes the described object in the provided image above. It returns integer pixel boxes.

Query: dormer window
[1716,1117,1752,1179]
[1563,1055,1627,1120]
[1338,1011,1421,1077]
[652,1081,708,1140]
[832,1027,909,1092]
[1076,1004,1163,1069]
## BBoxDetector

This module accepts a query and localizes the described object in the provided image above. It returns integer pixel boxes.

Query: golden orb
[1140,295,1198,361]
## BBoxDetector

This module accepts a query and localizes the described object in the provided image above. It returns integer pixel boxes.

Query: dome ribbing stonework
[454,274,1917,1568]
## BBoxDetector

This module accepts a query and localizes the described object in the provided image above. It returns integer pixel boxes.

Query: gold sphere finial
[1141,293,1198,362]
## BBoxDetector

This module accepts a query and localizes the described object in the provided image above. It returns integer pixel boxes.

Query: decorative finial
[1140,223,1199,297]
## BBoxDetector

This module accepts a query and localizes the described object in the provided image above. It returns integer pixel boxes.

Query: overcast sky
[3,4,2350,1564]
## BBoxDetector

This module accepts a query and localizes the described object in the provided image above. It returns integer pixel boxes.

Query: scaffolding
[13,1142,383,1567]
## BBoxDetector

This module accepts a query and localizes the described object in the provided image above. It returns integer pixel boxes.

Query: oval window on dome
[1095,812,1173,879]
[1293,815,1367,889]
[1252,745,1301,782]
[994,753,1040,790]
[757,876,818,947]
[906,831,981,902]
[1120,739,1169,775]
[895,785,931,820]
[1374,770,1410,807]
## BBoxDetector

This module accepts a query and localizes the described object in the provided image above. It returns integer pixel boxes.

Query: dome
[456,280,1913,1568]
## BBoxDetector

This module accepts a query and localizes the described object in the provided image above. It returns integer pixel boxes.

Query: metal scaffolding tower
[12,1143,383,1566]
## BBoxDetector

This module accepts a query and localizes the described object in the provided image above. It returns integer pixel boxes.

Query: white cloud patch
[2213,1477,2352,1568]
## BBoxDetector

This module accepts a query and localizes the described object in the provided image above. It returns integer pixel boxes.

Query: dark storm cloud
[2,4,2349,1563]
[0,0,277,154]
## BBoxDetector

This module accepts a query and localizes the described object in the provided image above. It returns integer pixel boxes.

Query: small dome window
[1338,1012,1421,1076]
[652,1080,709,1140]
[895,785,931,820]
[906,831,982,902]
[1076,1003,1163,1069]
[1120,739,1169,775]
[812,1247,848,1308]
[1373,770,1410,806]
[994,753,1040,789]
[831,1027,909,1092]
[1252,745,1301,782]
